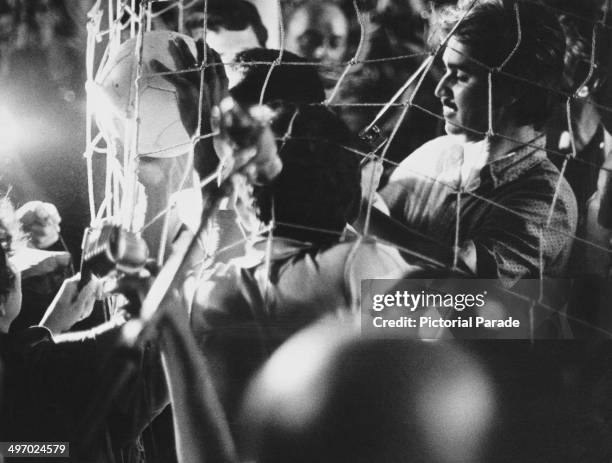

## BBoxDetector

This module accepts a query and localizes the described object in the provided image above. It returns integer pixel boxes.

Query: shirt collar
[481,135,547,189]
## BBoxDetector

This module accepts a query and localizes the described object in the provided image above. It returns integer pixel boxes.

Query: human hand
[39,274,102,335]
[212,99,281,186]
[17,201,61,249]
[150,37,228,137]
[361,158,384,202]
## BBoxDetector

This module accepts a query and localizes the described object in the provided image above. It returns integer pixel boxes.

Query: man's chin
[444,121,462,136]
[444,123,475,143]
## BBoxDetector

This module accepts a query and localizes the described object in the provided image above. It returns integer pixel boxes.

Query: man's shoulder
[287,239,412,312]
[262,239,411,298]
[537,156,578,222]
[492,153,578,234]
[5,326,54,356]
[195,260,253,301]
[389,135,460,183]
[518,154,577,211]
[318,239,411,280]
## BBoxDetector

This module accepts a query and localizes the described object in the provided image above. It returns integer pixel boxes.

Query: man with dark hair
[185,0,268,86]
[229,49,357,244]
[376,0,577,289]
[231,48,325,105]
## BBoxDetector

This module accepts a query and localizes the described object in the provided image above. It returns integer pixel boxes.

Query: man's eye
[329,35,343,49]
[455,72,470,83]
[298,31,323,53]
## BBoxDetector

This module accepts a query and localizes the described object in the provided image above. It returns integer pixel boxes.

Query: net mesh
[84,0,612,339]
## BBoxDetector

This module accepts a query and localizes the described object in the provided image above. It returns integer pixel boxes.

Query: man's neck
[486,125,540,162]
[451,125,541,189]
[458,125,539,163]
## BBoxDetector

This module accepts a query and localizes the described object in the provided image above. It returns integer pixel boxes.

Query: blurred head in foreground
[240,322,497,463]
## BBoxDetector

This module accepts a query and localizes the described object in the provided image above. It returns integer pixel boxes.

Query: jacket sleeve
[24,319,168,448]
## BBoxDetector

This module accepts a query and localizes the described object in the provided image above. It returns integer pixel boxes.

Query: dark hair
[433,0,566,129]
[230,48,326,106]
[186,0,268,47]
[225,46,360,245]
[228,47,358,244]
[252,105,361,246]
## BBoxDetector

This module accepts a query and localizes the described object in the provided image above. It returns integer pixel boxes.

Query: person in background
[10,200,73,332]
[0,197,168,462]
[285,1,349,89]
[548,4,612,338]
[185,0,268,87]
[335,0,442,169]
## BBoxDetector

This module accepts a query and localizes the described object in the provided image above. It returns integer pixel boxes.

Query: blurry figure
[546,4,612,338]
[285,0,441,168]
[369,0,430,60]
[241,322,496,463]
[0,198,88,335]
[285,1,348,63]
[16,200,61,249]
[0,197,168,462]
[231,48,325,103]
[185,0,268,87]
[158,46,412,424]
[144,36,230,268]
[0,0,90,261]
[2,0,86,98]
[136,154,196,263]
[145,42,414,462]
[94,31,227,263]
[10,200,72,333]
[243,321,612,462]
[285,1,349,87]
[336,0,441,168]
[0,0,14,79]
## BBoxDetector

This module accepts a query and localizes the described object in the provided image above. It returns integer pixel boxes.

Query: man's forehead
[290,5,348,36]
[442,37,480,71]
[207,26,259,56]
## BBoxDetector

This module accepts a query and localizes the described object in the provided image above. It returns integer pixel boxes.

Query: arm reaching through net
[150,37,228,182]
[156,262,238,463]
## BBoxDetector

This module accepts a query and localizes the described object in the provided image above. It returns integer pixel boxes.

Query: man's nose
[435,73,451,99]
[313,44,329,61]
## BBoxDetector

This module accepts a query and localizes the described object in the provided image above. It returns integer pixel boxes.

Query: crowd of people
[1,0,612,462]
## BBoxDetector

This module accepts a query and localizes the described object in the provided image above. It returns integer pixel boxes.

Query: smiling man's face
[435,37,489,142]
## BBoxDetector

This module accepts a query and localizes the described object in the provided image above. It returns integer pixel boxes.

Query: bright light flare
[86,80,124,142]
[0,106,25,156]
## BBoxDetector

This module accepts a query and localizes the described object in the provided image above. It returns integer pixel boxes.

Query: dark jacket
[0,321,168,463]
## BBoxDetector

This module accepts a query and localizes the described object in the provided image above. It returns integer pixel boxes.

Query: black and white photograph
[1,0,612,461]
